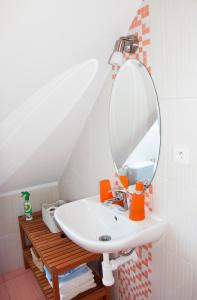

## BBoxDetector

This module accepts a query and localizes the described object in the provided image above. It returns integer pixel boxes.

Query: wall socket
[173,146,190,164]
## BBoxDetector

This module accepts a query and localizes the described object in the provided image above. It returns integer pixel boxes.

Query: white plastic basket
[30,247,44,273]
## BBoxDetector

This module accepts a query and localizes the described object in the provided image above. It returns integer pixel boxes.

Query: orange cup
[119,175,129,189]
[99,179,113,203]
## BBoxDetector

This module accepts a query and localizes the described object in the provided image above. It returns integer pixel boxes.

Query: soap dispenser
[129,181,145,221]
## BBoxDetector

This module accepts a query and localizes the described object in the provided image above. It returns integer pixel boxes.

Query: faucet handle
[109,188,127,194]
[109,188,128,210]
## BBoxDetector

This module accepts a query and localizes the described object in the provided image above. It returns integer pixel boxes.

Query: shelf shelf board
[24,248,107,300]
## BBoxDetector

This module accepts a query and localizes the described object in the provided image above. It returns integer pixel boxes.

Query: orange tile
[143,51,147,57]
[142,24,150,35]
[130,16,140,29]
[137,19,142,27]
[147,66,151,74]
[142,39,151,46]
[143,51,147,66]
[124,52,130,59]
[140,5,149,18]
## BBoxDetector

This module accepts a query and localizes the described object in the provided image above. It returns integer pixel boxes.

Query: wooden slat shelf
[24,248,54,300]
[19,211,110,300]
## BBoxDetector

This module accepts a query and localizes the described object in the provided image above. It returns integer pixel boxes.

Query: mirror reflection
[109,59,160,191]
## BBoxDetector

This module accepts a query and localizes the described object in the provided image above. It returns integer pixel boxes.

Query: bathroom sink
[55,196,167,253]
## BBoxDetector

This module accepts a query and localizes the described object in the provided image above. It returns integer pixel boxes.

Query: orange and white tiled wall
[112,1,153,299]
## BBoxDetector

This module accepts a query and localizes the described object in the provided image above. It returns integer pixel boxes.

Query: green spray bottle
[21,191,33,221]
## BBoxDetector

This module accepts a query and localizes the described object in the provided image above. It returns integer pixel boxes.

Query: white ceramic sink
[55,196,167,253]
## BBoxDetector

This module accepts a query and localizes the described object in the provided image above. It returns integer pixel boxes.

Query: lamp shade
[109,51,124,67]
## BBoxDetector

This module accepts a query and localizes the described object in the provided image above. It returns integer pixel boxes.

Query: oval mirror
[109,59,160,192]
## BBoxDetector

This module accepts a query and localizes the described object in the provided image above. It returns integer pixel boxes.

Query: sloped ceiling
[0,0,141,193]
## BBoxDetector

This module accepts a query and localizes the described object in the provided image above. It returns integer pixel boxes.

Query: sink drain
[99,235,111,242]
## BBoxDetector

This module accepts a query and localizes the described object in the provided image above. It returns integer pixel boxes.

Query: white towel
[60,279,97,300]
[45,265,94,289]
[60,277,95,294]
[59,270,94,289]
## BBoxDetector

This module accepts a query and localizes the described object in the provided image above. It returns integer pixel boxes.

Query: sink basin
[55,195,167,253]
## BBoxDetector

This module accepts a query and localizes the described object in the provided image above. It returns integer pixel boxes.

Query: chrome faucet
[104,188,129,211]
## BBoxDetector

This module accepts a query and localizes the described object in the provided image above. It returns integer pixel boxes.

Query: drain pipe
[102,249,138,286]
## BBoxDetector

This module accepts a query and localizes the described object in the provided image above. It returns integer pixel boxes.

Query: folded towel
[60,277,95,293]
[44,264,86,284]
[60,280,97,300]
[47,270,94,290]
[44,264,95,289]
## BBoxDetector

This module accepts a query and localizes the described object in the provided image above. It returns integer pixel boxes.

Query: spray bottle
[21,191,33,221]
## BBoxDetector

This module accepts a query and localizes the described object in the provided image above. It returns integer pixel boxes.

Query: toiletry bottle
[21,191,33,221]
[129,181,145,221]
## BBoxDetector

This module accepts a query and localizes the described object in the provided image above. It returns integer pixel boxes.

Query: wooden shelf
[24,248,107,300]
[19,212,110,300]
[24,248,54,299]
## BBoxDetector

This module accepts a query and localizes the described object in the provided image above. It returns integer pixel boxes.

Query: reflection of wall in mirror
[125,121,160,166]
[110,59,158,170]
[120,120,160,185]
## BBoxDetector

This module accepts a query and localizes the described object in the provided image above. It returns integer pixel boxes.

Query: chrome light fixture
[109,35,139,66]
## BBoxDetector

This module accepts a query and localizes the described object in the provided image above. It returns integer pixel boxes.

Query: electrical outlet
[173,147,190,164]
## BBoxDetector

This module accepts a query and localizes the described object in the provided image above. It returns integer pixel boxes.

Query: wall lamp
[109,35,139,67]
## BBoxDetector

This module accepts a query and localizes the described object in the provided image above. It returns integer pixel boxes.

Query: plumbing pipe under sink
[102,250,138,286]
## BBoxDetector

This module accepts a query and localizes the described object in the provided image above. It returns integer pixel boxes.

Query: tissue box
[42,200,65,233]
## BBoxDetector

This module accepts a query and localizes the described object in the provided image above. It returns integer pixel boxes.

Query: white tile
[151,245,165,300]
[150,0,197,98]
[192,267,197,300]
[174,258,193,300]
[152,96,197,299]
[156,98,197,184]
[0,233,24,273]
[0,196,15,236]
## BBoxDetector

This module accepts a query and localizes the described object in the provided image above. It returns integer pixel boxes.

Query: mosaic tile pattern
[111,1,153,299]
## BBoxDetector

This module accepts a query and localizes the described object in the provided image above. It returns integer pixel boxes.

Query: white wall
[59,74,115,201]
[150,1,197,299]
[0,183,59,274]
[0,0,140,193]
[0,0,140,122]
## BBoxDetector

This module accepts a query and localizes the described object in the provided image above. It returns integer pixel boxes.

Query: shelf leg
[104,287,111,300]
[19,224,29,269]
[52,271,60,300]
